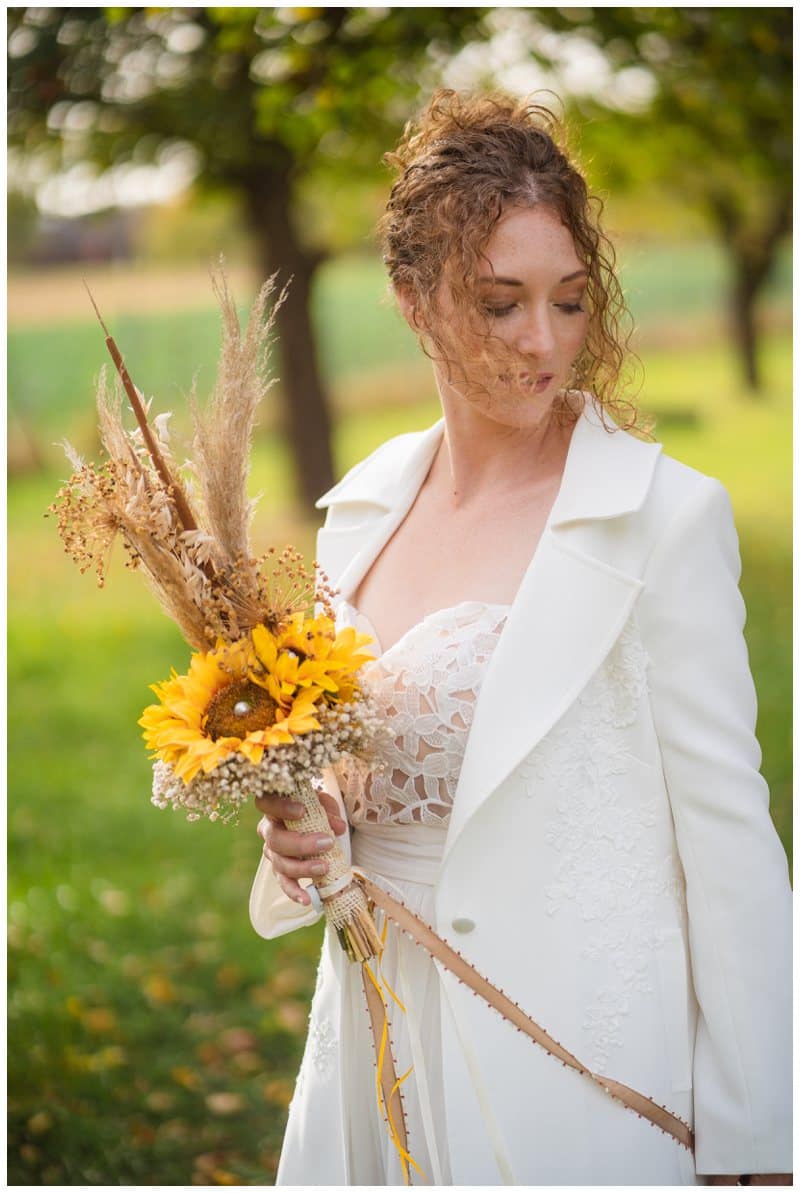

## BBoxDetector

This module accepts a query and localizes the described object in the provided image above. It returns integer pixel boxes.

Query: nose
[514,304,556,360]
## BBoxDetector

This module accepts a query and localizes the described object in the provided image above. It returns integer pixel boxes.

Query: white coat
[250,400,792,1184]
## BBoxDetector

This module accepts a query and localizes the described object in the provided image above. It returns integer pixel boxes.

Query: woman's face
[429,204,590,428]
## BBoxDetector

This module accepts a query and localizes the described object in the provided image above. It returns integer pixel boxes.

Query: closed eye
[482,303,518,318]
[482,300,586,318]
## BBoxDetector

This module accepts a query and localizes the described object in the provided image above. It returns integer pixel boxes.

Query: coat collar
[314,397,664,871]
[315,397,662,529]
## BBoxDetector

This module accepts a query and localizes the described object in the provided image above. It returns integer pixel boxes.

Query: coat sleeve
[637,475,792,1176]
[248,767,351,940]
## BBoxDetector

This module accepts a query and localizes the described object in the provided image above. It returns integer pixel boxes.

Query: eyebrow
[478,269,588,286]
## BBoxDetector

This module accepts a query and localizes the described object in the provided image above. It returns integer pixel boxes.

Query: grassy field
[8,246,792,1184]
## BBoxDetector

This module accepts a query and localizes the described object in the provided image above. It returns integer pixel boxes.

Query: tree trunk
[243,169,335,512]
[710,190,790,396]
[731,262,760,391]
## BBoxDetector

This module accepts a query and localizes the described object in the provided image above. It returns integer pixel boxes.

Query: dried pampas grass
[189,265,289,566]
[49,262,319,649]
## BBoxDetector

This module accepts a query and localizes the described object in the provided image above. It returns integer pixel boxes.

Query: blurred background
[7,7,791,1185]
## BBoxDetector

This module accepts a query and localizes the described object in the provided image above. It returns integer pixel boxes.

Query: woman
[249,91,792,1185]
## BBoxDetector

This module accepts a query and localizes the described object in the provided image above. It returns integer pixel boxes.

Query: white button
[451,917,475,934]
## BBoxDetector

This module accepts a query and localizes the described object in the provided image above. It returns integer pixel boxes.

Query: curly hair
[378,88,647,435]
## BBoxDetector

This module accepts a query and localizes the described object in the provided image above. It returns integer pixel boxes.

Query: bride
[249,90,792,1186]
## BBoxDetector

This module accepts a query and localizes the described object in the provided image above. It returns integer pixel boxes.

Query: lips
[499,371,556,391]
[517,372,555,392]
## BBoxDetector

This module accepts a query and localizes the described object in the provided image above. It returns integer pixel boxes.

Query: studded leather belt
[353,870,695,1162]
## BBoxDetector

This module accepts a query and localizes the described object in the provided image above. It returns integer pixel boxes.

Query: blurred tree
[7,189,43,265]
[7,6,491,506]
[535,7,792,393]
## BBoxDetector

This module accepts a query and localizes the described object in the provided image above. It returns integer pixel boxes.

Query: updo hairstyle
[379,89,644,432]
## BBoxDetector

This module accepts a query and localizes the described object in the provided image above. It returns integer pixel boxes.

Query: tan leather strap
[360,963,410,1158]
[355,872,694,1155]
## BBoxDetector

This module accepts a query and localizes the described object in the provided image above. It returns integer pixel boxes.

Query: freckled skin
[428,204,591,436]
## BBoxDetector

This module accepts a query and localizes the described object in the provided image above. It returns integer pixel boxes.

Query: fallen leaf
[219,1028,258,1054]
[142,974,177,1005]
[98,888,130,916]
[120,954,146,978]
[26,1111,53,1135]
[195,1041,224,1066]
[160,1118,190,1141]
[171,1066,202,1090]
[262,1078,293,1107]
[210,1169,239,1185]
[231,1050,262,1074]
[65,1044,126,1073]
[82,1007,117,1034]
[205,1092,245,1116]
[186,1012,220,1034]
[193,1152,221,1175]
[130,1120,157,1146]
[269,966,310,997]
[248,985,273,1009]
[65,996,83,1018]
[275,1000,307,1034]
[194,910,223,935]
[145,1090,176,1113]
[215,964,243,991]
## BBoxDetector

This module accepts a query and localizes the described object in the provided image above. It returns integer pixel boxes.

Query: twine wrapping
[281,774,382,960]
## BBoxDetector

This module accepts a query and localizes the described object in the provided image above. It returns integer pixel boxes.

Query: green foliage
[541,11,791,274]
[7,7,492,194]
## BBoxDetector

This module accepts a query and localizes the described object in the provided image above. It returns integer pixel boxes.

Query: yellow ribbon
[362,914,427,1185]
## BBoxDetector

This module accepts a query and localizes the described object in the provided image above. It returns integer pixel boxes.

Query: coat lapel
[314,419,445,601]
[442,405,662,865]
[313,402,663,867]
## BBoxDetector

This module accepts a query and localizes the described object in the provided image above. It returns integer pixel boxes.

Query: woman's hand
[255,790,348,906]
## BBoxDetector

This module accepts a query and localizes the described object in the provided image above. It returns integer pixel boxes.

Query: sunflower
[139,638,325,784]
[250,613,375,701]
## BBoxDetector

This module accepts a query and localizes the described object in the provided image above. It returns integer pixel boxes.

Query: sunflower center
[204,679,279,740]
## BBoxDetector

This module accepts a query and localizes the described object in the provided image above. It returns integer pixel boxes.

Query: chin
[460,375,567,427]
[464,392,561,433]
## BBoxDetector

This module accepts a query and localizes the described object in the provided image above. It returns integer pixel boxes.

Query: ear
[394,284,426,334]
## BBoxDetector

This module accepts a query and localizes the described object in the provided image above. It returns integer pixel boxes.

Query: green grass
[8,250,791,1184]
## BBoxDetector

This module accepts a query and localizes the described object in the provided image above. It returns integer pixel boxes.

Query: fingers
[265,821,335,860]
[317,790,348,836]
[254,793,305,822]
[255,789,349,905]
[254,791,348,836]
[276,873,311,906]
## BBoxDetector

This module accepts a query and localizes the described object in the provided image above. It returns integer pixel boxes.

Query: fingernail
[315,835,333,850]
[311,861,328,875]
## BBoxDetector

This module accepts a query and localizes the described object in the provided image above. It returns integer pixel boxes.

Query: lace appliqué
[519,615,687,1073]
[290,962,336,1108]
[334,602,508,827]
[307,1015,336,1075]
[290,1011,336,1109]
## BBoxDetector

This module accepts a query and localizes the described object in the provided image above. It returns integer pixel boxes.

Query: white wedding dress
[276,597,511,1186]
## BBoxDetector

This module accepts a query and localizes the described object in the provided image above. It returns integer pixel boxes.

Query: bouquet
[49,265,388,962]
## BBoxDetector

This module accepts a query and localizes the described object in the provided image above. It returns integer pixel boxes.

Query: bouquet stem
[283,774,382,962]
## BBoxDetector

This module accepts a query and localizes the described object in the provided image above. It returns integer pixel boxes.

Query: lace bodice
[334,599,509,826]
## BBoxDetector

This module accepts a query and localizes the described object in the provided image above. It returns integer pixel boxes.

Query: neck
[431,384,581,510]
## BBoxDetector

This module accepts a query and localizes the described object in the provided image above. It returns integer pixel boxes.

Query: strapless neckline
[339,597,512,659]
